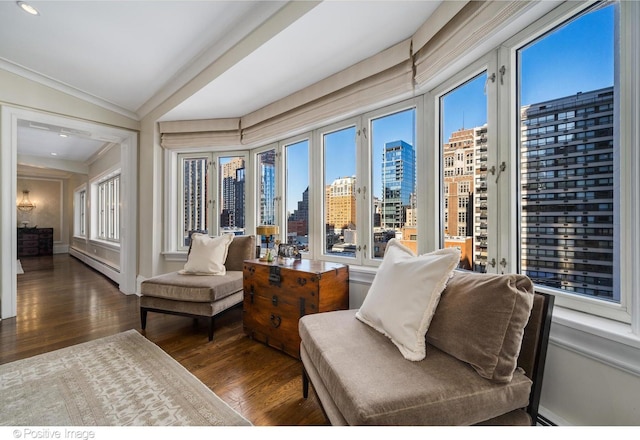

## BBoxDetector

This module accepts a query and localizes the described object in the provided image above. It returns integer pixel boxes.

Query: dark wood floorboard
[2,254,329,426]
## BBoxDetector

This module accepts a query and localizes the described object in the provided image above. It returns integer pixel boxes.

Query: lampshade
[17,190,35,212]
[256,225,279,237]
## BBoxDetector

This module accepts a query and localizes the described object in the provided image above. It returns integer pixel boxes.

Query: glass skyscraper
[381,140,415,230]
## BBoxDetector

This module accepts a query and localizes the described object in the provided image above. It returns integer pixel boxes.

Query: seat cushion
[299,310,532,426]
[141,270,243,302]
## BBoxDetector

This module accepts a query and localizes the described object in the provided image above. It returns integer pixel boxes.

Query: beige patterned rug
[0,330,251,426]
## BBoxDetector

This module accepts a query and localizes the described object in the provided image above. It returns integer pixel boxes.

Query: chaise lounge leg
[208,317,215,342]
[302,367,309,398]
[141,308,148,330]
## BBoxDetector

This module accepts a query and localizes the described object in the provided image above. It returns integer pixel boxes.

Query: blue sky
[442,3,613,143]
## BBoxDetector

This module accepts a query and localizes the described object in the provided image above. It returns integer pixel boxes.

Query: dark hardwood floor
[2,254,328,426]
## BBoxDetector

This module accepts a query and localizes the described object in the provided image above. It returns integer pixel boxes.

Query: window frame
[315,117,363,265]
[362,99,421,266]
[166,149,250,257]
[500,0,635,324]
[73,184,87,238]
[91,169,121,245]
[177,151,212,250]
[280,133,312,256]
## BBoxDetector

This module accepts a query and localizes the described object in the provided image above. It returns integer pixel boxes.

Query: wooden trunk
[243,259,349,359]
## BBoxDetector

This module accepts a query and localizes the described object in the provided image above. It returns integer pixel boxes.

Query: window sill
[548,307,640,377]
[162,251,187,262]
[88,239,121,252]
[349,262,640,377]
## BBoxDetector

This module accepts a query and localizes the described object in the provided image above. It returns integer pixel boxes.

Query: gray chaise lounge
[140,235,256,341]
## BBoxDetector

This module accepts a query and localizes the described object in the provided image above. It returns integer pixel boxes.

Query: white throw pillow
[179,233,234,276]
[355,239,460,361]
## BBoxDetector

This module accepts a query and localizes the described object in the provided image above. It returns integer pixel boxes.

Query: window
[163,0,638,327]
[219,155,246,235]
[256,148,277,226]
[284,138,309,253]
[180,154,209,246]
[439,72,488,273]
[516,2,620,311]
[323,124,358,259]
[177,152,247,249]
[74,187,86,237]
[369,107,416,259]
[97,174,120,243]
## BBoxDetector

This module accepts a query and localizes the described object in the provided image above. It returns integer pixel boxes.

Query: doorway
[1,106,138,319]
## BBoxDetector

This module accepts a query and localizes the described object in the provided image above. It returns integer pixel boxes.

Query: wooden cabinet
[243,259,349,359]
[17,228,53,257]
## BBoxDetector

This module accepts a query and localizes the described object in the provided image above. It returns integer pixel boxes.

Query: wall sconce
[256,224,279,262]
[17,190,36,212]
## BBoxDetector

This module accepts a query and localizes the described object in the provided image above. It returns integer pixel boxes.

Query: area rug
[0,330,251,426]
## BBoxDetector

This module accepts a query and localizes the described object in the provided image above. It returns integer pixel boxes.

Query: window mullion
[495,46,515,274]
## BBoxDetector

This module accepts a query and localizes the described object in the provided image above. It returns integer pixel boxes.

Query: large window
[323,124,358,259]
[180,154,209,246]
[369,107,416,260]
[284,138,309,253]
[427,1,634,322]
[165,0,638,326]
[74,187,86,238]
[517,2,617,303]
[97,174,120,243]
[218,155,246,235]
[178,152,247,249]
[439,72,488,272]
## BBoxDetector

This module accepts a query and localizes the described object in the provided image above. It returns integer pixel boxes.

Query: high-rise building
[441,125,489,271]
[221,157,245,229]
[381,140,415,229]
[288,186,309,242]
[325,176,356,232]
[520,87,614,299]
[258,150,276,225]
[182,156,208,245]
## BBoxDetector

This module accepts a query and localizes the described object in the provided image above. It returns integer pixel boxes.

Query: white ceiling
[0,0,443,171]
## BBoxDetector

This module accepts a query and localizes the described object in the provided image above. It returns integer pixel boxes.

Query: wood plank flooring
[1,254,328,426]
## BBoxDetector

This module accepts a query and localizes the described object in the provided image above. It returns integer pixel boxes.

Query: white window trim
[73,184,87,239]
[90,167,121,247]
[314,117,363,266]
[423,1,640,367]
[280,133,312,257]
[361,98,422,266]
[500,0,637,326]
[164,148,250,259]
[176,151,212,251]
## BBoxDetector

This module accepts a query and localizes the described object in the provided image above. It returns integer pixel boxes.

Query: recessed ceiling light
[17,1,39,16]
[59,133,68,138]
[50,152,58,156]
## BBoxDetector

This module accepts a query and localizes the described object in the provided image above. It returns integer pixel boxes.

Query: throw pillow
[426,271,535,383]
[355,239,460,361]
[179,233,234,276]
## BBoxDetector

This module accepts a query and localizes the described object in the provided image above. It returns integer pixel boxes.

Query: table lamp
[256,225,279,262]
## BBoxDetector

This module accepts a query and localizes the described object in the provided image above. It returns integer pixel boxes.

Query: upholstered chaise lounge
[140,234,256,341]
[300,270,554,426]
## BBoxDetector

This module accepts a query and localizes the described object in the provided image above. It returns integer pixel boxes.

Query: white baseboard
[69,247,121,286]
[538,405,571,426]
[53,243,69,254]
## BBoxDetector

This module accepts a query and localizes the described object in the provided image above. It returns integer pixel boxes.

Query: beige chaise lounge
[140,235,256,341]
[300,271,554,425]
